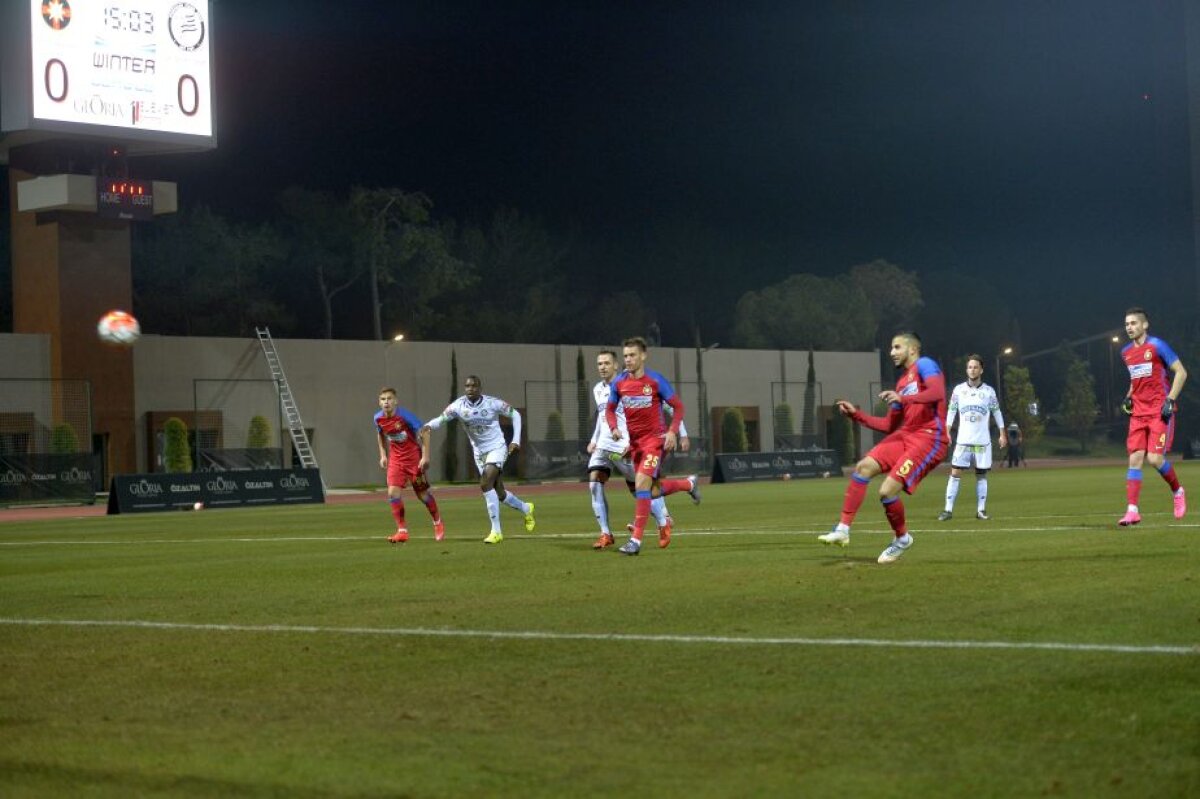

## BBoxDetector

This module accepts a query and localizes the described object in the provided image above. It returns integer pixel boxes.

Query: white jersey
[946,381,1003,446]
[428,394,521,455]
[590,379,629,454]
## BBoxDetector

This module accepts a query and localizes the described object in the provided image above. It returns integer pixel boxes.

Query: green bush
[720,408,749,453]
[247,415,272,448]
[830,410,856,465]
[546,410,565,441]
[163,417,193,473]
[50,423,79,454]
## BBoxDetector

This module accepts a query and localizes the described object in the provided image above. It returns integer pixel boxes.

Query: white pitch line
[0,618,1194,656]
[2,521,1197,547]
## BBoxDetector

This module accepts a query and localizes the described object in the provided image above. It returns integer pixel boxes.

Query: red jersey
[853,356,948,442]
[1121,335,1181,416]
[605,368,684,444]
[375,407,424,471]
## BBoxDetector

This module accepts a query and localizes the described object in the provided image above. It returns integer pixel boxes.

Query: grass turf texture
[2,464,1197,797]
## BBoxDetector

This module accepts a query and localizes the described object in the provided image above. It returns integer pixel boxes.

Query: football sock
[589,481,610,533]
[389,496,406,527]
[658,477,690,496]
[502,491,530,515]
[840,473,870,526]
[1158,461,1181,492]
[944,475,960,511]
[976,476,988,512]
[650,496,668,527]
[631,491,652,541]
[421,492,440,520]
[882,495,907,536]
[483,488,501,532]
[1126,468,1143,507]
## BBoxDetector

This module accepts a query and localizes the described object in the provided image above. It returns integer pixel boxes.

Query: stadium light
[392,333,405,342]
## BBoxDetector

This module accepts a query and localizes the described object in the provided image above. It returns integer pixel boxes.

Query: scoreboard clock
[1,0,216,153]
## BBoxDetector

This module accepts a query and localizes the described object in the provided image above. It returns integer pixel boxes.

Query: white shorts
[588,448,636,481]
[951,443,993,470]
[473,446,509,474]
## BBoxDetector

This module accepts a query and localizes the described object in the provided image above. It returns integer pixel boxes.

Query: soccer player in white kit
[585,350,680,549]
[939,355,1008,521]
[421,375,536,543]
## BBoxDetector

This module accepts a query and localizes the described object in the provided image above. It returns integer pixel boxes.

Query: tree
[163,417,193,473]
[545,411,565,440]
[134,206,288,337]
[1058,356,1099,452]
[1003,365,1044,443]
[275,187,360,339]
[720,408,749,453]
[732,274,876,350]
[829,411,856,465]
[50,423,78,454]
[444,349,460,482]
[576,348,591,447]
[803,349,817,437]
[350,188,474,340]
[247,415,272,448]
[440,207,572,343]
[849,259,923,338]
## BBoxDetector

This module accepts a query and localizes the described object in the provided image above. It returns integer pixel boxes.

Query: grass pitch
[2,463,1198,797]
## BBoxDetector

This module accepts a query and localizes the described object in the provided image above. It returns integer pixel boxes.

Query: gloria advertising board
[107,468,324,514]
[1,0,215,150]
[711,449,839,483]
[0,453,97,505]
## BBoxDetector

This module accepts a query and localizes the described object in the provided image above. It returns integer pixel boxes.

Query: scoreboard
[1,0,216,154]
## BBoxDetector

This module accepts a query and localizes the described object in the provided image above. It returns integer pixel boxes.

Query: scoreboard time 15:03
[30,0,213,141]
[104,6,157,34]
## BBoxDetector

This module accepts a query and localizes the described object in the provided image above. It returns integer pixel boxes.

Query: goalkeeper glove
[1121,397,1133,416]
[1161,397,1175,421]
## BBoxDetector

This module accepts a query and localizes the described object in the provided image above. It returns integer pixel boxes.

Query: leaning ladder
[255,327,320,474]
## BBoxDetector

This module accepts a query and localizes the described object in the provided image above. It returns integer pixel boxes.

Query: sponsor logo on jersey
[1129,362,1153,379]
[623,396,654,409]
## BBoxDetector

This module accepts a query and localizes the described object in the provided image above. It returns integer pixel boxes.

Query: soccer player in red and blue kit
[375,387,444,543]
[819,332,949,564]
[1117,307,1187,526]
[605,336,700,555]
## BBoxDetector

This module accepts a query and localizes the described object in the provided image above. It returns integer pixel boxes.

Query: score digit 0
[44,58,68,102]
[178,74,199,116]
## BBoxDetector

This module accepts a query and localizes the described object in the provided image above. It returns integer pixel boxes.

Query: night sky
[140,0,1196,348]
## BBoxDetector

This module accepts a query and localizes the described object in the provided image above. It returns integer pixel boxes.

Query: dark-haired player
[819,332,949,563]
[1117,307,1187,526]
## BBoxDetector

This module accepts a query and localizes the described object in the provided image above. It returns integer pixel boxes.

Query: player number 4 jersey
[1122,335,1181,413]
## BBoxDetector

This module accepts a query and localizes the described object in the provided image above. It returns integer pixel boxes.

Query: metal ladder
[255,327,319,473]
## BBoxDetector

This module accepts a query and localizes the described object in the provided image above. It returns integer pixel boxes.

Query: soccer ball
[97,310,140,346]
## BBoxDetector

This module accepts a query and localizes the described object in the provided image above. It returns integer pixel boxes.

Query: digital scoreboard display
[1,1,216,152]
[97,178,154,220]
